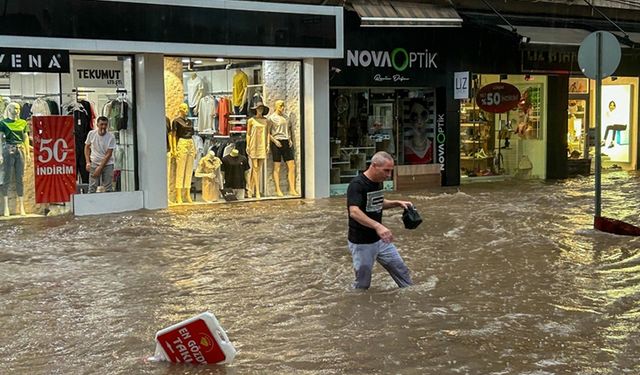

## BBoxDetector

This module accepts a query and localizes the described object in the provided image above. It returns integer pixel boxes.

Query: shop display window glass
[459,74,546,179]
[0,54,136,218]
[164,58,301,204]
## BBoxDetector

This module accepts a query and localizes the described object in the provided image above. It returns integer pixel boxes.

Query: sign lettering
[346,48,439,71]
[0,48,69,73]
[73,60,125,88]
[32,116,77,203]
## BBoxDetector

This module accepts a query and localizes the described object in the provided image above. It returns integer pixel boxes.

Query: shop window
[0,55,136,218]
[165,58,301,204]
[460,74,546,180]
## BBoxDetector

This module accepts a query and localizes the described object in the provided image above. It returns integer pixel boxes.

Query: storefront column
[303,58,331,198]
[135,53,168,209]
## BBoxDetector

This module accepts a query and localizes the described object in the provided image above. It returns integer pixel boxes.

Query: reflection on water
[1,171,639,374]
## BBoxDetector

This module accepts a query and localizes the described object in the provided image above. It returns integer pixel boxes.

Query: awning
[498,25,592,46]
[352,0,463,28]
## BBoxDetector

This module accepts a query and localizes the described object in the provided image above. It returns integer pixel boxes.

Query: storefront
[330,10,532,192]
[331,11,640,191]
[0,0,343,217]
[165,57,303,204]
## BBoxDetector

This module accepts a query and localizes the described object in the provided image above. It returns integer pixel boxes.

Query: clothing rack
[208,91,232,95]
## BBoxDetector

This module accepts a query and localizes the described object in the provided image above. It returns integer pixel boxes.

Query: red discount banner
[155,314,235,365]
[32,116,76,203]
[475,82,521,113]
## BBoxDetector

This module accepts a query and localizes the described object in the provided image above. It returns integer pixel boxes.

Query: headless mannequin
[269,100,298,196]
[172,103,194,204]
[1,103,28,216]
[246,105,268,198]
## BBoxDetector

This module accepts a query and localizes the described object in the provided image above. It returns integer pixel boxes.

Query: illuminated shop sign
[0,48,69,73]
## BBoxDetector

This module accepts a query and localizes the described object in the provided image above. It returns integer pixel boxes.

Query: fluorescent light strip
[361,17,463,22]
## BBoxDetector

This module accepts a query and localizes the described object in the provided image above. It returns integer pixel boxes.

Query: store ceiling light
[216,58,224,62]
[194,60,203,64]
[182,58,190,63]
[352,0,462,28]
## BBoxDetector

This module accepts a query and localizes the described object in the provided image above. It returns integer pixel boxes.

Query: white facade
[0,1,342,215]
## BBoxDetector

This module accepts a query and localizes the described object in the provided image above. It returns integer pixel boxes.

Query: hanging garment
[197,95,216,132]
[217,96,230,135]
[65,101,92,183]
[31,98,51,116]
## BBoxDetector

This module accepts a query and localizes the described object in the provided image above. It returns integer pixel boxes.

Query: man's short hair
[97,116,109,124]
[371,151,393,166]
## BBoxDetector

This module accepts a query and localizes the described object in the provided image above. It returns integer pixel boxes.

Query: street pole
[594,32,602,218]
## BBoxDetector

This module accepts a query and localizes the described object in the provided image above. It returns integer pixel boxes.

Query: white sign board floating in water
[152,312,236,365]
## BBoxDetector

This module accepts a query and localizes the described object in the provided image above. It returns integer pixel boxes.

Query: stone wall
[164,57,184,201]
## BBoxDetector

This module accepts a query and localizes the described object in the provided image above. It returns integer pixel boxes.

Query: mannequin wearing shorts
[268,100,297,196]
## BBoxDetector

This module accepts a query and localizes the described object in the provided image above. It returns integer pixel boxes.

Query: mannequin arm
[170,131,177,156]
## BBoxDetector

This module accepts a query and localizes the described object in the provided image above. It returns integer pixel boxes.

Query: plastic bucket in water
[154,312,236,365]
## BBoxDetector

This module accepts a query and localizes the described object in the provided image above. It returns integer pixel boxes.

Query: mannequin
[171,103,196,204]
[0,102,29,216]
[246,101,269,198]
[268,100,298,196]
[195,150,223,202]
[232,69,249,115]
[165,117,176,204]
[221,147,250,200]
[187,72,204,115]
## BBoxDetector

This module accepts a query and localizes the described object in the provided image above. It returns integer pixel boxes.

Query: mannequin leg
[176,188,183,204]
[3,196,8,217]
[17,196,25,216]
[273,162,283,197]
[183,142,196,203]
[286,160,298,196]
[251,159,263,198]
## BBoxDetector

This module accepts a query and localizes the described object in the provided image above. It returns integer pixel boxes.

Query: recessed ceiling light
[194,60,203,64]
[216,58,224,62]
[182,58,190,63]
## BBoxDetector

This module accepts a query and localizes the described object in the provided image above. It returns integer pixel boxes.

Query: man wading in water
[346,151,414,289]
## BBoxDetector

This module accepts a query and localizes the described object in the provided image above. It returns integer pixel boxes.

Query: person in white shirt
[84,116,116,193]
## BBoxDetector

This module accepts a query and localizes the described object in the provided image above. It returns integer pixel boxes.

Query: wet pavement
[1,171,640,374]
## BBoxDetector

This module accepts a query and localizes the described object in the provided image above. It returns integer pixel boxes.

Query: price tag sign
[475,82,521,113]
[32,116,76,203]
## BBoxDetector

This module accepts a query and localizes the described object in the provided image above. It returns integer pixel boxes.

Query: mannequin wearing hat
[172,103,196,204]
[0,102,29,216]
[268,100,298,196]
[246,101,269,198]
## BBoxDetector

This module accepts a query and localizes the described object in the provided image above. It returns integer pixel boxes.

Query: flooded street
[1,172,640,375]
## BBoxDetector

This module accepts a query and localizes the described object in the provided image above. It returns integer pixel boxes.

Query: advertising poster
[32,116,76,203]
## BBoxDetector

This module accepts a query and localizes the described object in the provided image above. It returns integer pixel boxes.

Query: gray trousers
[348,240,413,289]
[89,164,114,193]
[1,144,25,196]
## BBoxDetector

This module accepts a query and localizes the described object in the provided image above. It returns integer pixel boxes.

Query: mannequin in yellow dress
[246,101,269,198]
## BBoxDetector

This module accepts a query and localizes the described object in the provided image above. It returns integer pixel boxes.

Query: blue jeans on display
[1,144,25,196]
[348,240,413,289]
[89,164,114,193]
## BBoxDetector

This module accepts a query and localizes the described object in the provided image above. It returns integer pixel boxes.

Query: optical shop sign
[32,116,76,203]
[73,60,124,88]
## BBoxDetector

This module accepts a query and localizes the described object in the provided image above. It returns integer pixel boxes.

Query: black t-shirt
[172,117,194,139]
[347,173,384,244]
[221,154,250,189]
